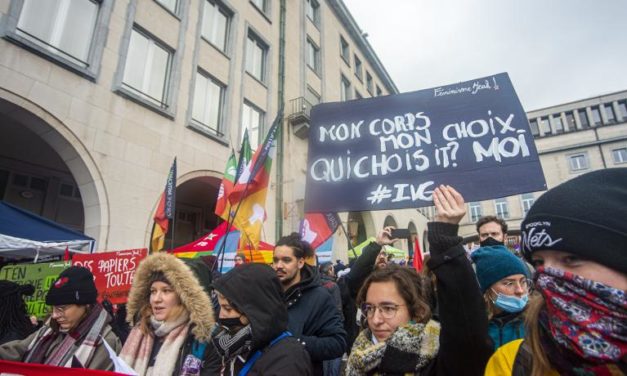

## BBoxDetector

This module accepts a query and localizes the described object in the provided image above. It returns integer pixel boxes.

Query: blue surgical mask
[492,291,528,313]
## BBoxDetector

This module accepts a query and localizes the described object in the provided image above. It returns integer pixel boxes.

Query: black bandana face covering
[218,317,244,332]
[211,323,253,360]
[479,237,504,247]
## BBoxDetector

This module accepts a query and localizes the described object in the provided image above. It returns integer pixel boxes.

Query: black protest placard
[305,73,546,212]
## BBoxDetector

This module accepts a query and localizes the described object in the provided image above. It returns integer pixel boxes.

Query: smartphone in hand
[390,228,411,239]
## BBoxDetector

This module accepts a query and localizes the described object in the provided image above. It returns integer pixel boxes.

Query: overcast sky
[343,0,627,111]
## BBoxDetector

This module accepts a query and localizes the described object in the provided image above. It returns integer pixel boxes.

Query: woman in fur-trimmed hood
[120,253,216,376]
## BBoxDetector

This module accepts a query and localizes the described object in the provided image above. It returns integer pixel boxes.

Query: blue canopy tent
[0,201,95,260]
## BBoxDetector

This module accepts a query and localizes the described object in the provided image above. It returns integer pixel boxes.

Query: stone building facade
[0,0,428,260]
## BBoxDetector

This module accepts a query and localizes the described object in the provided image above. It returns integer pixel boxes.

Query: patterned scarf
[211,323,253,361]
[23,304,110,367]
[536,267,627,375]
[120,312,190,376]
[346,320,440,376]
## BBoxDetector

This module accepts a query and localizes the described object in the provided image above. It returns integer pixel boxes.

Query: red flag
[300,212,340,250]
[0,359,128,375]
[226,112,282,249]
[169,222,231,253]
[413,236,423,272]
[63,246,70,261]
[215,151,237,221]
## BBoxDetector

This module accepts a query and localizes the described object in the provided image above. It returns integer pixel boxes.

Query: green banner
[0,261,71,319]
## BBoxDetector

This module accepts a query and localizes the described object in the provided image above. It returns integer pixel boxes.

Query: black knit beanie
[521,168,627,274]
[45,266,98,306]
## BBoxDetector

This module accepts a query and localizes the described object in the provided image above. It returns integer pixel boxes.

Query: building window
[242,101,264,149]
[604,103,616,124]
[192,71,224,136]
[376,85,382,96]
[366,72,373,95]
[529,119,539,136]
[591,106,602,126]
[251,0,267,12]
[520,193,534,217]
[568,152,589,172]
[306,86,320,106]
[245,32,267,82]
[612,148,627,164]
[340,75,351,101]
[156,0,178,14]
[122,28,172,108]
[306,38,320,73]
[618,100,627,121]
[469,202,482,223]
[577,109,589,129]
[354,55,362,81]
[340,36,350,64]
[202,0,231,52]
[494,198,510,219]
[552,114,564,134]
[539,117,551,135]
[15,0,99,68]
[565,111,576,132]
[305,0,320,25]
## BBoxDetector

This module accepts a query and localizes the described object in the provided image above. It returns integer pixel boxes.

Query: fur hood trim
[126,253,214,341]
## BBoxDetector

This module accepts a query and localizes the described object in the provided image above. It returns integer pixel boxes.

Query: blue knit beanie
[471,246,530,294]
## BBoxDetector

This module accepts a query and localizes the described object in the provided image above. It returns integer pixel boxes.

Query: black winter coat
[212,263,313,375]
[420,222,493,375]
[284,264,346,375]
[338,241,382,351]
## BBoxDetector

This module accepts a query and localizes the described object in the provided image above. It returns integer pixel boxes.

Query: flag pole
[170,211,176,251]
[169,158,177,251]
[214,111,283,271]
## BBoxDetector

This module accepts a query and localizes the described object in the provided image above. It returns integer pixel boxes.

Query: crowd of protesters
[0,168,625,375]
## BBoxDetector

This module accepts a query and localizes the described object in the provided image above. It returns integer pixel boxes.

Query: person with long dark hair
[0,281,35,345]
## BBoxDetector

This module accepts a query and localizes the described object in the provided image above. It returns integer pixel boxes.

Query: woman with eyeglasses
[485,169,627,375]
[471,246,531,350]
[0,266,121,370]
[346,185,493,375]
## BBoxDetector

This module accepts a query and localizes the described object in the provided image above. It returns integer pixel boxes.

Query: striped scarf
[23,304,110,367]
[120,313,190,376]
[347,320,440,376]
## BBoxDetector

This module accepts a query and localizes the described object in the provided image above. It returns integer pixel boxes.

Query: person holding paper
[120,253,218,375]
[345,185,492,375]
[0,266,122,370]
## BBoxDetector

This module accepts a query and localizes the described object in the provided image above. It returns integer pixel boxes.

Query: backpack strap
[512,340,533,376]
[238,331,292,376]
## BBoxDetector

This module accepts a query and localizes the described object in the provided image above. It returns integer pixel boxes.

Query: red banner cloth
[0,360,128,376]
[72,249,147,304]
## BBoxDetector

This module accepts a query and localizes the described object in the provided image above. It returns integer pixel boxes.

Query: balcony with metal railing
[288,97,313,139]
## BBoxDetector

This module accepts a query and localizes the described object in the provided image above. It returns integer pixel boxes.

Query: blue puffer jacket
[488,311,526,350]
